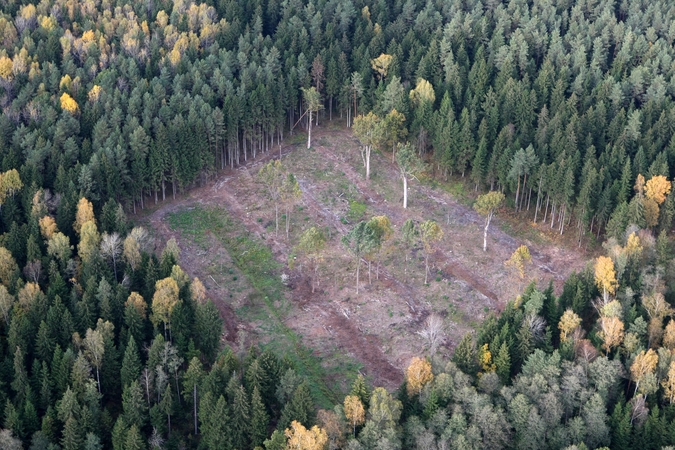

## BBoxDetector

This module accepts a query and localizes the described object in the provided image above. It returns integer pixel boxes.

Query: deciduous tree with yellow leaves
[405,357,433,396]
[285,420,328,450]
[595,256,617,304]
[558,309,582,342]
[343,395,365,436]
[631,349,658,396]
[598,316,624,355]
[151,277,180,340]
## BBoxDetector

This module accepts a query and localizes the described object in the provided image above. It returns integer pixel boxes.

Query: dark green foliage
[278,382,314,431]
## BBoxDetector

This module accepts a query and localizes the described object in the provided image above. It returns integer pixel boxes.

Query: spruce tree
[61,416,82,450]
[229,384,250,450]
[120,336,142,390]
[250,386,270,448]
[349,374,370,409]
[278,382,314,431]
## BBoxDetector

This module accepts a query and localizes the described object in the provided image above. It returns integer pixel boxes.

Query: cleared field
[140,126,590,396]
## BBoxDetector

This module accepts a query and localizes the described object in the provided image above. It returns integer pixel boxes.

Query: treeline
[1,0,675,244]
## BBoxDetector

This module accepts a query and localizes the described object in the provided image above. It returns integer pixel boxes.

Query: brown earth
[138,124,590,390]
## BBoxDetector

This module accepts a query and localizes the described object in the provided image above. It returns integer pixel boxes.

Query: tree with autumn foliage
[343,395,365,436]
[595,256,618,304]
[505,245,532,280]
[558,309,582,342]
[631,349,658,396]
[285,420,328,450]
[405,357,433,396]
[151,277,180,340]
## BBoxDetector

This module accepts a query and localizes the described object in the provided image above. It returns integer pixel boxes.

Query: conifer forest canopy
[2,0,675,448]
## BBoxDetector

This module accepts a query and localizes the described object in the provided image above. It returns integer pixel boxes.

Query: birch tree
[395,142,425,209]
[353,112,380,180]
[302,86,322,149]
[474,191,505,252]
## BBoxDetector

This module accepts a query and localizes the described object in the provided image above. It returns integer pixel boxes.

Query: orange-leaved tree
[406,357,433,397]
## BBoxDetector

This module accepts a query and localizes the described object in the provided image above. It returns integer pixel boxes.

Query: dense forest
[2,0,675,447]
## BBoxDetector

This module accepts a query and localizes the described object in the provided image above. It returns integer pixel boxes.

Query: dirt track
[139,126,589,389]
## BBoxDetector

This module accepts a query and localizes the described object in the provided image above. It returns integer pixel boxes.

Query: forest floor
[138,121,592,397]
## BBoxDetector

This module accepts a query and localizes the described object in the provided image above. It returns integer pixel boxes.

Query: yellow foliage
[18,282,42,310]
[558,309,582,342]
[598,316,624,355]
[479,343,495,373]
[594,256,617,302]
[645,175,671,204]
[409,78,435,105]
[31,190,47,218]
[190,277,206,304]
[371,53,393,80]
[19,4,36,20]
[125,292,147,319]
[505,245,532,279]
[151,277,180,327]
[59,74,72,92]
[285,421,328,450]
[0,169,23,204]
[40,15,56,31]
[88,85,102,103]
[630,348,658,385]
[343,395,365,432]
[662,361,675,404]
[81,30,95,43]
[624,232,643,259]
[74,198,95,234]
[0,56,13,79]
[60,92,79,114]
[39,216,58,240]
[406,357,433,396]
[78,221,100,263]
[663,321,675,350]
[600,300,623,318]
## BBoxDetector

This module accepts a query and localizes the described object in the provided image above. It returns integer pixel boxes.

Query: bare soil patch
[137,125,590,391]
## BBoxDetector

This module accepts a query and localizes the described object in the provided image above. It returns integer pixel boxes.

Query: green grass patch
[168,206,344,408]
[346,200,367,221]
